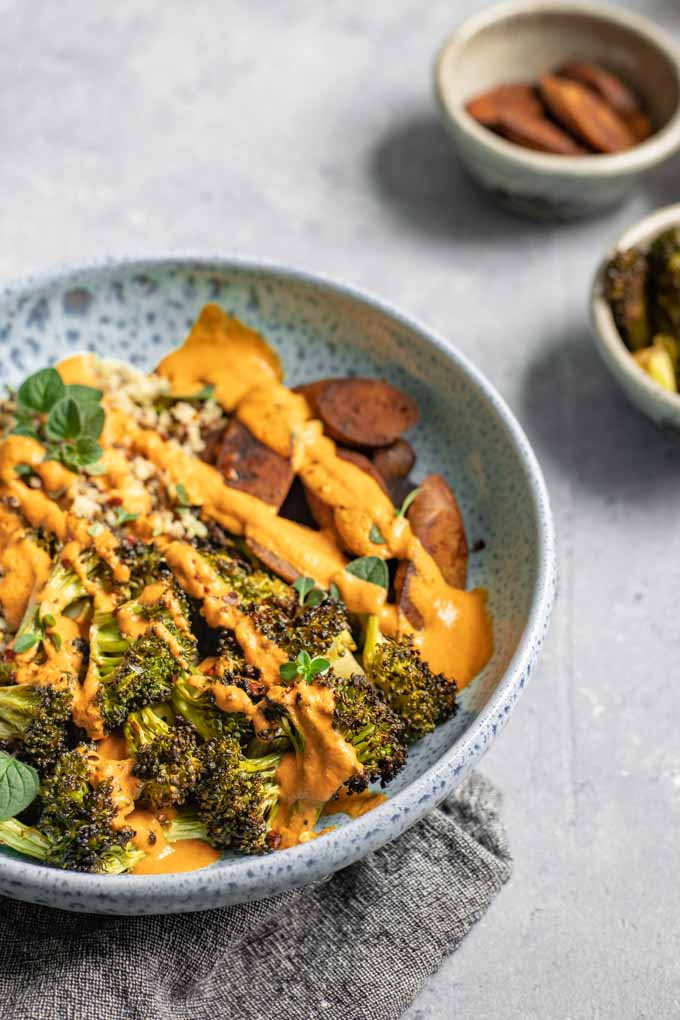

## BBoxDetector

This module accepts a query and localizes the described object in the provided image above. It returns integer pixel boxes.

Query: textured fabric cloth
[0,773,511,1020]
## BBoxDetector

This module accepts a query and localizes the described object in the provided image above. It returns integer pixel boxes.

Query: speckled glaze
[591,203,680,431]
[435,2,680,220]
[0,256,555,914]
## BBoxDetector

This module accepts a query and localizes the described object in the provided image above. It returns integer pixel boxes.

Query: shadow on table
[370,111,548,242]
[519,325,680,502]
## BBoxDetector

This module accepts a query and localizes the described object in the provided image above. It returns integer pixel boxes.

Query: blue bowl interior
[0,259,550,909]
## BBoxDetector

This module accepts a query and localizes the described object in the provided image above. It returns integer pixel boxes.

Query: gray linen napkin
[0,773,511,1020]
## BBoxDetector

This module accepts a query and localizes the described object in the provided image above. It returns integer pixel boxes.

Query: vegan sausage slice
[216,418,293,509]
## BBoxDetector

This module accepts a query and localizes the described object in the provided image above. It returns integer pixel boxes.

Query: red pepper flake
[108,496,123,507]
[61,557,72,569]
[4,649,16,661]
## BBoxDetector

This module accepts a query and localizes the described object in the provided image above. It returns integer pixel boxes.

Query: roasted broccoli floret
[37,747,143,873]
[118,541,172,601]
[362,617,458,745]
[263,668,407,791]
[0,816,144,874]
[194,736,280,854]
[251,594,357,666]
[172,674,253,744]
[200,544,294,609]
[124,705,202,809]
[604,247,651,351]
[649,227,680,338]
[0,683,73,769]
[14,548,111,650]
[92,583,197,731]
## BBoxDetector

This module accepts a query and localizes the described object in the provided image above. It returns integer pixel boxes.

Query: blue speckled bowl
[0,256,555,914]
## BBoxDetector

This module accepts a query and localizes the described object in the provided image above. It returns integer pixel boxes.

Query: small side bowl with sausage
[435,1,680,219]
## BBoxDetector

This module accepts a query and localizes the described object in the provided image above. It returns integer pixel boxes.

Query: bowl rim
[590,202,680,413]
[434,0,680,177]
[0,253,557,913]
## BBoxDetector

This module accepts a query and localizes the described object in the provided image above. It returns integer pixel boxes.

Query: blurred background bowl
[591,202,680,430]
[434,1,680,220]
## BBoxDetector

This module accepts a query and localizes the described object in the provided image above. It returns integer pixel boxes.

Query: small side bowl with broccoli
[591,202,680,430]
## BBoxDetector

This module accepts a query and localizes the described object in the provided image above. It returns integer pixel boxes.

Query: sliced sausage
[317,378,418,448]
[394,562,424,630]
[496,109,588,155]
[245,538,299,584]
[557,63,640,118]
[372,439,415,483]
[465,82,543,125]
[538,75,635,153]
[216,419,293,509]
[406,474,468,589]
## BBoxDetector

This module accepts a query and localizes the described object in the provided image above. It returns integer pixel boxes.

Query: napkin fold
[0,772,511,1020]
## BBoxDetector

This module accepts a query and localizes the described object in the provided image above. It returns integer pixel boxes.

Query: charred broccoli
[199,544,293,609]
[172,674,253,744]
[125,705,202,809]
[363,617,458,744]
[194,736,280,854]
[649,226,680,338]
[91,583,197,731]
[37,747,144,873]
[604,247,651,351]
[0,683,73,769]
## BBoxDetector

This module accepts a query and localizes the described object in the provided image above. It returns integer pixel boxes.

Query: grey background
[3,1,680,1016]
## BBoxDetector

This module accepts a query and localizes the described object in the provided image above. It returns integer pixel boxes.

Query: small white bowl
[591,203,680,431]
[434,1,680,219]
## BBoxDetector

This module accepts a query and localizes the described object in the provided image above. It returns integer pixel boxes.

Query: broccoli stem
[0,818,50,860]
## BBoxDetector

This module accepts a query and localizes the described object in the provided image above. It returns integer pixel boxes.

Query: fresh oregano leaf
[369,523,386,544]
[175,484,190,506]
[14,633,40,654]
[345,555,389,591]
[0,752,39,821]
[75,436,103,464]
[45,396,82,442]
[80,402,105,440]
[88,522,105,537]
[13,463,33,478]
[279,661,299,681]
[66,384,103,403]
[17,368,65,413]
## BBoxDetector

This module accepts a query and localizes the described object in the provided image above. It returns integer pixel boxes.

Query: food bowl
[0,256,556,914]
[591,203,680,430]
[434,1,680,219]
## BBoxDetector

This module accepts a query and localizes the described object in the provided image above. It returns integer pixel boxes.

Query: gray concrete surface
[3,1,680,1016]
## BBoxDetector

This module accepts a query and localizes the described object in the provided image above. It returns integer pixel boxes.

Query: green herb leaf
[175,484,190,507]
[279,661,299,681]
[45,396,82,442]
[113,507,139,526]
[10,417,38,440]
[329,582,342,602]
[88,523,105,537]
[13,463,33,478]
[66,384,103,403]
[346,555,389,591]
[13,633,40,654]
[293,577,315,606]
[307,656,330,680]
[305,588,325,607]
[17,368,65,413]
[48,632,62,651]
[80,402,105,440]
[396,487,421,518]
[75,436,103,464]
[369,524,386,545]
[41,613,56,629]
[0,752,39,821]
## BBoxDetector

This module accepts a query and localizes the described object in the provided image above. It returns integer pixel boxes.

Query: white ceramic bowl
[591,203,680,430]
[435,1,680,219]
